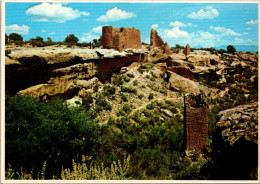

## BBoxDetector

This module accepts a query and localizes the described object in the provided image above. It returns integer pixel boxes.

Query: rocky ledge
[216,102,258,145]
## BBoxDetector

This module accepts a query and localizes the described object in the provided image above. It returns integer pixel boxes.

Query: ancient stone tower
[183,44,190,55]
[102,26,141,52]
[150,28,171,55]
[184,93,207,151]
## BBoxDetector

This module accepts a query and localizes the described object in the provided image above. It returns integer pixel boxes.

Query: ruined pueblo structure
[102,26,141,52]
[184,93,208,152]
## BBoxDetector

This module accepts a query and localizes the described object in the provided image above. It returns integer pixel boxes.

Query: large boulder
[187,55,210,66]
[167,71,200,94]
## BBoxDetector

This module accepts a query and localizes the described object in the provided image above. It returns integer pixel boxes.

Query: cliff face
[6,46,147,100]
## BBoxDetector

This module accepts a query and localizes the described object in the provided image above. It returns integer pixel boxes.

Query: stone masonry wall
[184,93,208,151]
[102,26,141,52]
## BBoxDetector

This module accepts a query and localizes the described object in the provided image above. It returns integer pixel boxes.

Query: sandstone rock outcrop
[183,44,190,55]
[207,102,258,180]
[18,63,94,100]
[7,46,148,99]
[216,102,258,145]
[168,71,200,94]
[102,26,141,52]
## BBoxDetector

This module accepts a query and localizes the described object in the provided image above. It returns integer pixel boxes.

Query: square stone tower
[184,93,208,151]
[102,26,141,52]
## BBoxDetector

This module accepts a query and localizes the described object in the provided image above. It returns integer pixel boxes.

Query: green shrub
[227,45,236,54]
[138,94,144,99]
[159,88,167,95]
[150,77,155,81]
[133,80,138,86]
[127,73,135,78]
[64,34,79,45]
[146,103,155,110]
[121,94,128,102]
[117,103,132,116]
[148,93,154,100]
[82,94,93,110]
[5,50,11,56]
[137,63,154,73]
[108,116,116,124]
[9,33,23,42]
[112,74,124,86]
[103,85,116,96]
[120,85,137,94]
[95,93,112,111]
[5,94,100,178]
[123,75,130,82]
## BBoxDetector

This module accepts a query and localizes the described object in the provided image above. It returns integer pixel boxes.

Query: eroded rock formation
[102,26,141,52]
[216,102,258,145]
[6,46,147,99]
[168,71,200,94]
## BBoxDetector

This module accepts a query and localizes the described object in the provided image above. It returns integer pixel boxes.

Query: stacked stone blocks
[184,93,208,151]
[102,26,141,52]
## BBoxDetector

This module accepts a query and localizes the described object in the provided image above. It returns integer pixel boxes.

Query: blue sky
[5,2,258,48]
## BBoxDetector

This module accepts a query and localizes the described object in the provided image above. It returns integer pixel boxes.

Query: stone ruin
[101,26,171,55]
[102,26,141,52]
[183,44,190,55]
[150,28,171,55]
[184,93,208,152]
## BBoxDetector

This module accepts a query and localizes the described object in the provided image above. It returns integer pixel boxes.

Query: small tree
[35,36,43,42]
[227,45,236,54]
[9,33,23,42]
[45,37,54,46]
[64,34,79,45]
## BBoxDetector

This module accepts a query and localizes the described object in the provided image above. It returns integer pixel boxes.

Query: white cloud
[151,24,158,29]
[97,7,136,22]
[246,20,258,25]
[80,11,90,16]
[199,31,215,39]
[169,21,186,27]
[169,21,197,27]
[49,32,55,35]
[246,28,251,30]
[6,24,29,35]
[25,3,89,23]
[81,33,99,42]
[243,32,248,35]
[41,29,47,32]
[187,23,197,27]
[210,26,241,36]
[187,6,219,19]
[163,27,189,38]
[234,37,253,45]
[91,26,102,33]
